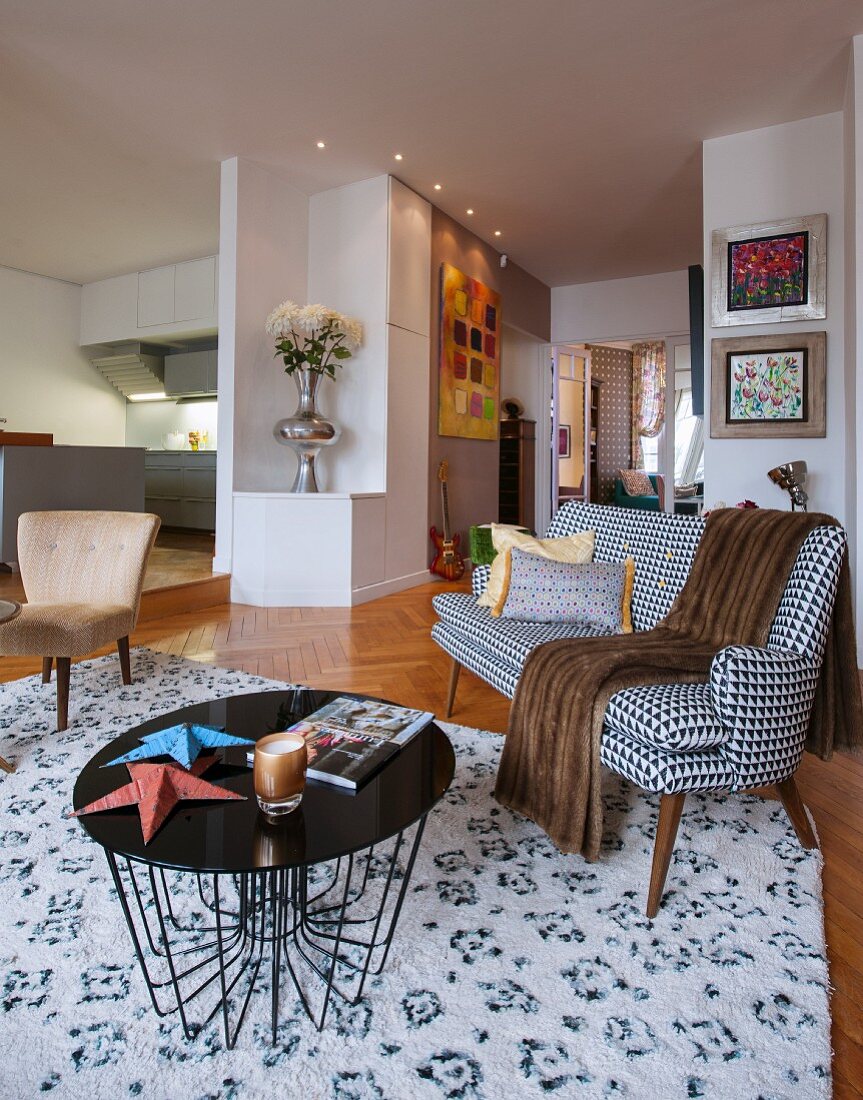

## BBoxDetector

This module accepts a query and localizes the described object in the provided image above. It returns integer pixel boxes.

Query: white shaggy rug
[0,650,830,1099]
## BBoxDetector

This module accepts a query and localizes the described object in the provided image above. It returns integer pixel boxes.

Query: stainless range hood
[89,342,165,398]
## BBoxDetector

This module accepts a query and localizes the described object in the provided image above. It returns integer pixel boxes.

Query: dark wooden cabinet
[589,380,600,504]
[499,419,535,529]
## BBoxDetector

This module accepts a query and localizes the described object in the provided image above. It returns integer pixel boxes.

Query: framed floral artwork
[710,331,826,438]
[710,214,826,326]
[558,424,571,458]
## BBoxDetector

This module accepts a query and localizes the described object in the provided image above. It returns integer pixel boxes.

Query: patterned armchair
[431,503,844,917]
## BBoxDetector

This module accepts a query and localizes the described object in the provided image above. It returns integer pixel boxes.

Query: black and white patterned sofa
[431,502,846,915]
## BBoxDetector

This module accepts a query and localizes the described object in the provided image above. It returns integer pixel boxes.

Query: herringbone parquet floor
[1,578,861,1094]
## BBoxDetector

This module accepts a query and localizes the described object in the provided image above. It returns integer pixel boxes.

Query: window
[674,388,704,485]
[640,434,659,473]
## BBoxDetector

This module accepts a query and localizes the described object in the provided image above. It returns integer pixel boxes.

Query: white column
[214,157,309,577]
[218,170,431,605]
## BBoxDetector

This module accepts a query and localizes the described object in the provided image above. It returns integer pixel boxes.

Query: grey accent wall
[429,209,551,549]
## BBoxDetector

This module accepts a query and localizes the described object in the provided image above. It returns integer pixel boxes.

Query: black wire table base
[103,816,427,1048]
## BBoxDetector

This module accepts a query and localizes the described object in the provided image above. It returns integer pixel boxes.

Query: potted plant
[266,301,363,493]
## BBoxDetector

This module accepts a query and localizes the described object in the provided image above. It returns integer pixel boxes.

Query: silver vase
[273,369,341,493]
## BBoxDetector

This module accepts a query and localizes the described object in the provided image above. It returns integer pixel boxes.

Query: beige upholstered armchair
[0,511,160,731]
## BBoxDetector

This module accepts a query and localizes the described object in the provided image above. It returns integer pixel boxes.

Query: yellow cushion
[621,557,635,634]
[477,525,595,610]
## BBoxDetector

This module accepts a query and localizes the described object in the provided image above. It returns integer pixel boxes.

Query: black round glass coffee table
[73,688,455,1047]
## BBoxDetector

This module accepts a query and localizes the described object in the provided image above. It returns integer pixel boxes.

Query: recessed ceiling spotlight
[394,153,403,161]
[466,208,474,215]
[494,230,502,237]
[434,183,442,191]
[316,141,326,148]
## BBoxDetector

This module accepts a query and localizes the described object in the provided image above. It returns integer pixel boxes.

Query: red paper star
[72,754,245,843]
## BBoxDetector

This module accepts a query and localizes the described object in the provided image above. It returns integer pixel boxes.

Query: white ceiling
[1,0,861,288]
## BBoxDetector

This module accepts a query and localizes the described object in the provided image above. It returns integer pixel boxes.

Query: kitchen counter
[0,445,145,562]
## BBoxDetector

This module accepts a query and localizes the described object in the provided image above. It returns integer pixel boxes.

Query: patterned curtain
[630,342,666,467]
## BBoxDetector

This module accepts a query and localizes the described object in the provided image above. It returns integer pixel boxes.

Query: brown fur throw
[494,508,862,861]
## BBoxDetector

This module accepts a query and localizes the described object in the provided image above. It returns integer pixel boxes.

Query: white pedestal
[230,492,428,607]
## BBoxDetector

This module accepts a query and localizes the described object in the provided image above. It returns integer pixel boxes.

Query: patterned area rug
[0,651,830,1099]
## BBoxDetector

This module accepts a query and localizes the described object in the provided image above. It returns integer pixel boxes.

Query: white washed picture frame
[711,213,827,327]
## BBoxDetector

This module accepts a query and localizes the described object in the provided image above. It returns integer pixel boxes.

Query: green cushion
[469,525,529,566]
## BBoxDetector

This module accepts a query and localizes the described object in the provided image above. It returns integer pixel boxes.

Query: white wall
[702,113,846,521]
[125,399,218,450]
[551,270,690,344]
[218,167,432,601]
[215,157,309,572]
[0,266,126,445]
[307,176,390,493]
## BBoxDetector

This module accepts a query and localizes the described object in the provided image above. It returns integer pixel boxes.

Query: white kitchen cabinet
[80,256,218,345]
[81,274,139,345]
[138,266,176,328]
[175,257,217,322]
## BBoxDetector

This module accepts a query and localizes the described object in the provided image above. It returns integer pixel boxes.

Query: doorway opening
[540,335,703,532]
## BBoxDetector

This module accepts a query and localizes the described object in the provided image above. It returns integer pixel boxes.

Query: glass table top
[72,689,455,874]
[0,599,21,625]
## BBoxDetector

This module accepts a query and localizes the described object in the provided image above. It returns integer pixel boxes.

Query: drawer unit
[144,451,217,531]
[183,467,217,499]
[145,466,183,498]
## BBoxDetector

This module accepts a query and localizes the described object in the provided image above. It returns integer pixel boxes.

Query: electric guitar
[430,460,465,581]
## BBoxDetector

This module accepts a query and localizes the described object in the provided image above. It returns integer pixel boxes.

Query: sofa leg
[445,659,461,719]
[42,657,53,684]
[118,636,132,685]
[776,775,818,850]
[647,792,686,918]
[56,658,71,732]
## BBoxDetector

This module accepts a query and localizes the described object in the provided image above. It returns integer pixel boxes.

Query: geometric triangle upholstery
[545,502,705,631]
[604,682,727,753]
[434,506,847,798]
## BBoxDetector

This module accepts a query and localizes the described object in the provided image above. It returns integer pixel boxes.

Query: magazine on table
[287,697,434,790]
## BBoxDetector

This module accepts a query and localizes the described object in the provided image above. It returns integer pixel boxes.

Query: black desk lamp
[767,461,808,511]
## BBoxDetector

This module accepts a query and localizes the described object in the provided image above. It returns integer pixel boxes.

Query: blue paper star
[102,723,254,769]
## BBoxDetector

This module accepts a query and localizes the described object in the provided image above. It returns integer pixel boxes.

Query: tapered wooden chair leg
[42,657,53,684]
[56,657,71,732]
[647,792,686,918]
[0,756,14,774]
[776,775,818,850]
[117,636,132,685]
[445,659,462,719]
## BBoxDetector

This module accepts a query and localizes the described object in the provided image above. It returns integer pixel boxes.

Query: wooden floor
[0,530,221,600]
[1,577,861,1093]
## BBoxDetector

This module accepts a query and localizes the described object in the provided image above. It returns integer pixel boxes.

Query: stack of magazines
[286,696,433,790]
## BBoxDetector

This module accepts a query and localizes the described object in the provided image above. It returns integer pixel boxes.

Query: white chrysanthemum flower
[338,316,363,350]
[265,300,302,338]
[296,303,330,332]
[266,300,362,370]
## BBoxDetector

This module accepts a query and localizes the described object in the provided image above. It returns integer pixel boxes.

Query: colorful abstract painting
[439,263,501,440]
[726,350,807,422]
[727,232,808,312]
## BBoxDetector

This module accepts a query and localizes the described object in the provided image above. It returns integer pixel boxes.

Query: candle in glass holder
[254,732,307,817]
